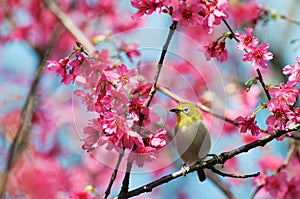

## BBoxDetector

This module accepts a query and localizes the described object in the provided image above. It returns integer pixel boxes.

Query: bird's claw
[180,164,190,176]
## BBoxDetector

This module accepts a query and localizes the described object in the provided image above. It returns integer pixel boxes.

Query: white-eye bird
[170,102,211,181]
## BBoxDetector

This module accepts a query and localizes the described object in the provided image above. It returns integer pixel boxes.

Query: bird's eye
[183,107,190,114]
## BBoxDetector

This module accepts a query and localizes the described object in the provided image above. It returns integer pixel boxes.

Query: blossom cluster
[235,27,273,70]
[235,57,299,138]
[47,43,167,167]
[254,156,300,199]
[131,0,229,34]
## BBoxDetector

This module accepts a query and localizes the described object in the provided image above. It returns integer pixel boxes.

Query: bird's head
[170,102,203,126]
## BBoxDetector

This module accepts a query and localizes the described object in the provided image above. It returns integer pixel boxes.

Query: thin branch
[256,69,271,100]
[261,6,300,26]
[43,0,95,54]
[113,124,300,198]
[210,167,260,179]
[0,29,59,197]
[222,19,271,101]
[157,85,238,125]
[103,146,126,199]
[206,170,237,199]
[250,185,263,199]
[117,20,178,198]
[145,20,178,107]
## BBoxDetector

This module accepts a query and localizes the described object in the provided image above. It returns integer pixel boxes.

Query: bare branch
[113,124,300,198]
[206,170,237,199]
[43,0,95,54]
[0,27,60,197]
[210,167,260,179]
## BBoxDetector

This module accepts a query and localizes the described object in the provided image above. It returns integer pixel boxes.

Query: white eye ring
[183,107,190,114]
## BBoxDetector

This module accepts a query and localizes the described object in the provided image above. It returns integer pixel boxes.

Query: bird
[170,102,211,181]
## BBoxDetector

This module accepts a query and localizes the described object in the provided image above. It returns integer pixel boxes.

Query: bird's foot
[180,163,190,176]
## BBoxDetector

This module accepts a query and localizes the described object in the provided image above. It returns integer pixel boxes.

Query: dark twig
[113,124,299,198]
[145,20,178,107]
[0,31,58,197]
[210,167,260,179]
[250,185,263,199]
[103,146,126,199]
[206,170,237,199]
[222,19,271,101]
[256,69,271,100]
[117,20,178,198]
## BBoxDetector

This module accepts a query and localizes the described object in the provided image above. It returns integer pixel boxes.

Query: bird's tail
[197,169,206,182]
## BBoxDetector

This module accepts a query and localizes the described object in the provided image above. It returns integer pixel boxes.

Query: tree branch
[118,20,178,198]
[210,167,260,179]
[206,170,237,199]
[145,20,178,107]
[113,124,299,198]
[43,0,95,54]
[103,146,126,199]
[0,28,59,197]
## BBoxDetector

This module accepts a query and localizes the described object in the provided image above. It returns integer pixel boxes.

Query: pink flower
[235,28,259,50]
[172,1,203,26]
[128,146,158,167]
[147,128,167,148]
[201,0,229,34]
[119,39,141,62]
[265,171,288,198]
[202,40,228,62]
[266,98,295,136]
[284,176,300,199]
[46,57,69,78]
[129,96,151,125]
[269,81,299,106]
[130,0,170,20]
[254,173,267,187]
[259,154,284,171]
[82,119,103,152]
[70,191,97,199]
[283,57,300,82]
[235,115,261,136]
[242,42,273,69]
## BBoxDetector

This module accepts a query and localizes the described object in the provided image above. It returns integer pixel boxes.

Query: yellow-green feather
[174,102,203,126]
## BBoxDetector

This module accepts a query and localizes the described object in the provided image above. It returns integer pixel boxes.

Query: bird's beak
[170,108,181,113]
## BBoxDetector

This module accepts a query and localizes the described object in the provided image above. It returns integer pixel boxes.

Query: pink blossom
[130,0,170,20]
[254,173,267,187]
[265,171,288,198]
[119,40,141,62]
[201,0,229,34]
[242,42,273,69]
[129,96,151,125]
[172,1,203,26]
[269,81,299,106]
[128,146,158,167]
[46,57,69,77]
[235,28,259,50]
[287,107,300,125]
[147,128,167,148]
[202,40,228,62]
[259,154,284,171]
[235,115,261,136]
[283,57,300,82]
[82,119,103,152]
[284,176,300,199]
[70,191,97,199]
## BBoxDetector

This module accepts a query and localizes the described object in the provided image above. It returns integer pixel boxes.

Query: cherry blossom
[242,42,273,69]
[172,1,203,26]
[235,28,259,50]
[283,57,300,82]
[202,40,228,62]
[235,115,261,136]
[265,171,289,198]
